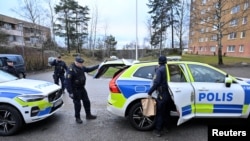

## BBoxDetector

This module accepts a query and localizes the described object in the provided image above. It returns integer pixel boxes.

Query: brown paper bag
[141,98,156,116]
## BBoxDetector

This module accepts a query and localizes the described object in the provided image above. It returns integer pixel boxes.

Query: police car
[94,58,250,131]
[0,70,63,136]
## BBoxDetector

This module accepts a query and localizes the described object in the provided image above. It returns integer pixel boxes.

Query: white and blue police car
[94,58,250,131]
[0,70,63,136]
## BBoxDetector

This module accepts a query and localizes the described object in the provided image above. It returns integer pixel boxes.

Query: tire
[0,105,23,136]
[18,72,26,78]
[128,102,156,131]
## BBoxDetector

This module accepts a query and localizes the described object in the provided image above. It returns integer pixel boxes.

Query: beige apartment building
[189,0,250,58]
[0,14,50,48]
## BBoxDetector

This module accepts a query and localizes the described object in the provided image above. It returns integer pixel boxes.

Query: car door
[187,63,246,117]
[93,58,139,78]
[167,63,195,126]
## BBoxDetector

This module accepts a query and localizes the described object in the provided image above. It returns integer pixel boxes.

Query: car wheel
[0,105,23,136]
[18,72,25,79]
[128,102,155,131]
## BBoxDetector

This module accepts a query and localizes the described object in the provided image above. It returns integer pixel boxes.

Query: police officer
[50,55,68,92]
[148,55,171,137]
[65,56,99,124]
[3,59,19,78]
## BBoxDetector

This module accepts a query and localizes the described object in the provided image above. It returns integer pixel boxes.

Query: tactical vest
[55,61,65,74]
[71,65,86,87]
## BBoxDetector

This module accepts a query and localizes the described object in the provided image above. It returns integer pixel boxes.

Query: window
[199,46,205,51]
[214,2,220,8]
[241,31,246,38]
[210,46,216,52]
[239,45,244,52]
[199,38,204,42]
[244,1,249,10]
[168,64,187,82]
[231,5,240,14]
[133,65,157,79]
[242,16,247,24]
[4,23,11,30]
[227,45,235,52]
[230,19,238,26]
[201,9,206,14]
[188,64,225,83]
[202,0,207,5]
[210,35,217,41]
[205,27,209,32]
[200,28,205,33]
[228,32,237,39]
[212,25,217,31]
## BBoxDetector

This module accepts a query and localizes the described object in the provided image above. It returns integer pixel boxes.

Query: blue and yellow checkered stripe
[181,104,249,116]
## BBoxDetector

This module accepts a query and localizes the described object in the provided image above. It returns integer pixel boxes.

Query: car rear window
[133,65,157,79]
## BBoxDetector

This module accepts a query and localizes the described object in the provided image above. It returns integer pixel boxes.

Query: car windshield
[0,70,18,83]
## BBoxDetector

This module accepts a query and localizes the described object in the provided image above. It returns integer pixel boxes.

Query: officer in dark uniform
[3,59,19,78]
[148,55,171,137]
[65,56,99,124]
[50,55,68,92]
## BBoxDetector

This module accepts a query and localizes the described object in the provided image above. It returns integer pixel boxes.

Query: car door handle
[198,88,209,91]
[174,89,181,92]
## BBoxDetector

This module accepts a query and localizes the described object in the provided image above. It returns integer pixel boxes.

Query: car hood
[0,79,60,95]
[235,77,250,84]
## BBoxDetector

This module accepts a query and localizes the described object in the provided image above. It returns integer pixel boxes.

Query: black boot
[86,114,97,120]
[75,118,83,124]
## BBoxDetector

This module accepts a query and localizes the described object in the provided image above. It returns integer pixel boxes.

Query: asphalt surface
[1,66,250,141]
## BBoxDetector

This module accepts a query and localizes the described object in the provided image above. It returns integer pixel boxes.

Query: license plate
[53,99,62,107]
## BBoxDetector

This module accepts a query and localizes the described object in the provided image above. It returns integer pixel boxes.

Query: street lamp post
[135,0,138,60]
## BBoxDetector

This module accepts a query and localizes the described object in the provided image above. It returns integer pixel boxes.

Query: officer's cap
[158,56,167,64]
[6,58,13,62]
[75,56,84,63]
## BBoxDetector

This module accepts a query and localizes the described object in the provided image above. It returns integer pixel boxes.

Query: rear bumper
[107,102,125,117]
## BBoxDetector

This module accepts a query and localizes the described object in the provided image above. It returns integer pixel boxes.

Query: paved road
[2,66,250,141]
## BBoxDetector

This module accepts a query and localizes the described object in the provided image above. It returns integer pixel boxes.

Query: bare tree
[145,18,153,49]
[174,0,190,54]
[44,0,57,43]
[190,0,250,65]
[88,4,99,57]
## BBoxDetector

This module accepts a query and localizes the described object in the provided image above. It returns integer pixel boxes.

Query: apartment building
[189,0,250,58]
[0,14,50,48]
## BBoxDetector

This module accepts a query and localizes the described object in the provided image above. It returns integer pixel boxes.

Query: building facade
[189,0,250,58]
[0,14,51,48]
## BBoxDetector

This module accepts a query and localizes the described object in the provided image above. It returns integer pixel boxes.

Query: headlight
[17,95,46,102]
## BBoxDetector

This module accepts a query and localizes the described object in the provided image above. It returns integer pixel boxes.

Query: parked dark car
[0,54,26,78]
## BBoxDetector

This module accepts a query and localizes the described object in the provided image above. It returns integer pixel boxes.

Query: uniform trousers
[72,87,91,118]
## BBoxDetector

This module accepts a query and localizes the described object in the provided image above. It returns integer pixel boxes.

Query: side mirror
[224,74,232,87]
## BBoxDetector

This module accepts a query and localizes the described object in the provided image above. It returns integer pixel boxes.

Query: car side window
[133,65,157,79]
[0,59,3,67]
[188,64,225,83]
[168,64,187,82]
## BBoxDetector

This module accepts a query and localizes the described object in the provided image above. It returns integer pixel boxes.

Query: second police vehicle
[94,58,250,131]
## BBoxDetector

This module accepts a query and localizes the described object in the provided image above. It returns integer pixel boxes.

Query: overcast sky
[0,0,150,48]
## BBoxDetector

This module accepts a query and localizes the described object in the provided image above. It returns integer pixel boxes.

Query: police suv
[0,70,63,136]
[94,58,250,131]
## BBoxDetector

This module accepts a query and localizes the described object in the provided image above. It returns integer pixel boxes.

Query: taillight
[109,71,123,93]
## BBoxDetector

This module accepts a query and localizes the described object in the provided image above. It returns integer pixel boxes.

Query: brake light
[109,71,123,93]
